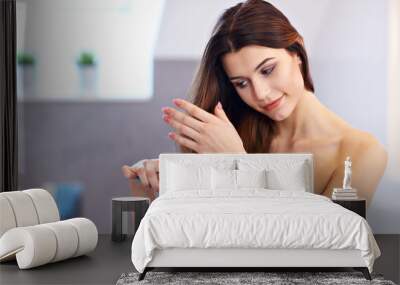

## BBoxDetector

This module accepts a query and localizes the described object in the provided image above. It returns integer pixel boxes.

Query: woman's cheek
[237,90,253,107]
[271,66,292,94]
[271,67,302,106]
[281,94,297,117]
[290,61,305,92]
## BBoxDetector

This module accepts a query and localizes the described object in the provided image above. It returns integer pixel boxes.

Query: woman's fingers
[121,165,138,179]
[172,98,216,124]
[163,114,202,142]
[147,171,159,189]
[136,168,150,187]
[143,160,159,189]
[162,98,217,144]
[168,132,200,153]
[121,165,131,178]
[162,107,204,133]
[122,159,160,199]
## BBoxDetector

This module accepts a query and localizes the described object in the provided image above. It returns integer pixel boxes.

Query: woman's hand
[162,99,246,153]
[121,159,159,201]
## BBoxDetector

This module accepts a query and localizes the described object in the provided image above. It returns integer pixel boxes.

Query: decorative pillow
[211,168,237,190]
[238,159,309,192]
[266,162,307,191]
[166,158,236,171]
[236,169,268,188]
[166,161,212,191]
[211,168,268,190]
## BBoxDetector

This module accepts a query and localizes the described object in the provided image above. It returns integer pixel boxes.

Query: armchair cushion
[0,218,97,269]
[0,189,97,269]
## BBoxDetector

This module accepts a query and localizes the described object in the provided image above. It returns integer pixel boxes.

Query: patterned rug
[116,271,397,285]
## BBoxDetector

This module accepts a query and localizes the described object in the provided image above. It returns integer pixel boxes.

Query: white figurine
[342,156,352,189]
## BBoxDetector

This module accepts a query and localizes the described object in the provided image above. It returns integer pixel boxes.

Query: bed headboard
[159,153,314,195]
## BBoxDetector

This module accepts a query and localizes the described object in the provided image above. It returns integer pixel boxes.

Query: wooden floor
[0,234,398,285]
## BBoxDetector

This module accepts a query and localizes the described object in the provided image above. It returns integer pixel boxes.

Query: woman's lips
[263,95,284,111]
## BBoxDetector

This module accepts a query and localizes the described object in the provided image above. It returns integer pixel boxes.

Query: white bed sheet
[131,189,380,273]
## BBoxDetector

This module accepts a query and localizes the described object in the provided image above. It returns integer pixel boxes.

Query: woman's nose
[253,82,270,102]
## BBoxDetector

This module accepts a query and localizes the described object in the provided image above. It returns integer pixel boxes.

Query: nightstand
[111,197,150,242]
[332,198,366,219]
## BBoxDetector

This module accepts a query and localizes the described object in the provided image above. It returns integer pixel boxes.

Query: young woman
[122,0,387,206]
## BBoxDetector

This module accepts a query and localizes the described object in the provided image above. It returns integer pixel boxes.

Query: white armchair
[0,189,98,269]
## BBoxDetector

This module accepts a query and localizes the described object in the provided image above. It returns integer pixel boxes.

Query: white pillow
[211,168,237,190]
[238,159,309,192]
[211,168,268,190]
[166,161,212,191]
[266,162,307,191]
[236,169,268,188]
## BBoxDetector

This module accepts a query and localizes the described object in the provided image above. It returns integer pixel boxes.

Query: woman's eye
[232,66,275,89]
[235,81,248,89]
[261,66,275,76]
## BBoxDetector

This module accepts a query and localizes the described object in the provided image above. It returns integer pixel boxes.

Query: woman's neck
[274,90,349,143]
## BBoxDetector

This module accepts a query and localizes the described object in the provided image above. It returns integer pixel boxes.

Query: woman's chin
[263,105,291,121]
[271,112,289,121]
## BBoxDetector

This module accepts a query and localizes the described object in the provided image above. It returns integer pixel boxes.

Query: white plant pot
[17,65,36,99]
[78,65,98,98]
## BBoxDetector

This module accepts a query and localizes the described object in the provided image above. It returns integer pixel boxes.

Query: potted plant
[16,51,36,98]
[77,52,96,67]
[76,51,98,97]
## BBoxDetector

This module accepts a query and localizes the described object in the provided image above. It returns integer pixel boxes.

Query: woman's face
[221,45,305,121]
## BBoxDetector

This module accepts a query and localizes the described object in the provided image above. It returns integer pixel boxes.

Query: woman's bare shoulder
[340,128,386,155]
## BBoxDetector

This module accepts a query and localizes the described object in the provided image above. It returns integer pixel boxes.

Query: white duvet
[131,189,380,273]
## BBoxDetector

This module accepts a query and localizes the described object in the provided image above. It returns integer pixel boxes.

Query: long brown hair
[179,0,314,153]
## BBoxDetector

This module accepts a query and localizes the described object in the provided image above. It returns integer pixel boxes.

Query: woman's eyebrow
[229,57,275,80]
[254,57,275,71]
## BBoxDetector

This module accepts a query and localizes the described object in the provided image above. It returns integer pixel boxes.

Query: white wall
[155,0,242,59]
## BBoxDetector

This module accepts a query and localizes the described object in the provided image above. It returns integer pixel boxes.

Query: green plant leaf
[17,52,35,66]
[77,51,96,66]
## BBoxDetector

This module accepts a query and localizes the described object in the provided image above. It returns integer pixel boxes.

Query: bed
[130,153,380,281]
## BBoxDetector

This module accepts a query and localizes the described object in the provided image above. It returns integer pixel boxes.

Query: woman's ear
[296,55,302,65]
[289,51,302,65]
